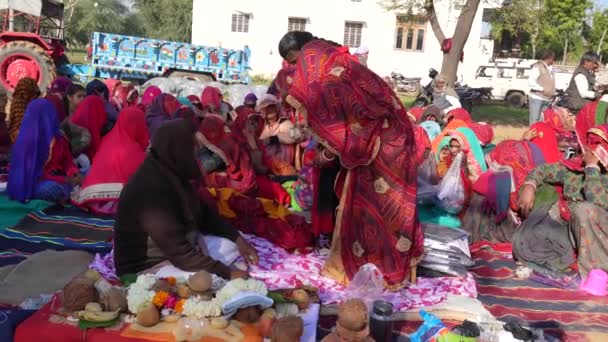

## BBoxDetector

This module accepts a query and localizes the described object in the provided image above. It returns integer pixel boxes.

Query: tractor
[0,0,65,93]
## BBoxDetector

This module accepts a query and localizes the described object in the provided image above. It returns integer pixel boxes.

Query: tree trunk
[597,28,607,56]
[438,0,482,85]
[563,37,569,65]
[532,40,537,60]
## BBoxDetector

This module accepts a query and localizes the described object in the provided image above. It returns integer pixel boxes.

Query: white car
[467,59,572,107]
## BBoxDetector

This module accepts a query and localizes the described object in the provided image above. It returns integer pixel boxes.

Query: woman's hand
[518,184,536,218]
[70,173,83,186]
[522,128,538,141]
[313,149,336,168]
[236,236,259,265]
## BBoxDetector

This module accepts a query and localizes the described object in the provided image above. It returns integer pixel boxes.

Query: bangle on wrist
[321,149,336,162]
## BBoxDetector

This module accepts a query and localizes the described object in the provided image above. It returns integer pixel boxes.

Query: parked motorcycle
[413,80,493,113]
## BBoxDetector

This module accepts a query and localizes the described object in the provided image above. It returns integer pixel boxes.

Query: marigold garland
[165,277,177,286]
[152,291,170,308]
[175,299,186,313]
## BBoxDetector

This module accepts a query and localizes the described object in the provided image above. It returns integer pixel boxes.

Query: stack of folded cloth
[419,223,474,277]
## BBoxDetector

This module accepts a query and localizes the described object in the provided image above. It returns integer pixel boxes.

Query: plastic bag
[436,152,465,214]
[410,310,449,342]
[417,178,439,205]
[342,263,384,310]
[418,153,440,185]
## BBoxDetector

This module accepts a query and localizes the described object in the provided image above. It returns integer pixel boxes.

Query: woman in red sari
[72,107,149,214]
[282,33,423,289]
[69,95,108,160]
[229,109,292,206]
[575,98,608,153]
[445,108,494,146]
[197,114,312,250]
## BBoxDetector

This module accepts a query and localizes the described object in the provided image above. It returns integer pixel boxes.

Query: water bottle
[369,300,394,342]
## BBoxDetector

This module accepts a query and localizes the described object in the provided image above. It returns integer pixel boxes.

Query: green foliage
[251,75,273,86]
[132,0,193,42]
[65,0,143,47]
[588,10,608,59]
[491,0,544,58]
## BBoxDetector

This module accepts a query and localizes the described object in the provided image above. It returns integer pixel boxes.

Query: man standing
[528,50,556,125]
[566,51,600,113]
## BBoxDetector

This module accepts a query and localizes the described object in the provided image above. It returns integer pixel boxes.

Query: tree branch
[426,0,446,43]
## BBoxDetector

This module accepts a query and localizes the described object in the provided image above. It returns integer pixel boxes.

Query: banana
[78,310,120,322]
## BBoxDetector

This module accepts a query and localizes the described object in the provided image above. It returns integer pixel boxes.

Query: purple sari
[8,99,60,203]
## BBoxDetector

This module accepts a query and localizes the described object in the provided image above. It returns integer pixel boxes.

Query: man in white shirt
[528,50,556,125]
[566,51,600,113]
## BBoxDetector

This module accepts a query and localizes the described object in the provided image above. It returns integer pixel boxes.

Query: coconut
[136,303,160,327]
[291,289,310,310]
[337,299,368,332]
[270,316,304,342]
[63,276,97,311]
[188,271,212,292]
[234,306,262,324]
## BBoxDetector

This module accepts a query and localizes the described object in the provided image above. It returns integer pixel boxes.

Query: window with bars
[288,17,307,32]
[343,22,363,47]
[394,16,426,51]
[231,13,250,33]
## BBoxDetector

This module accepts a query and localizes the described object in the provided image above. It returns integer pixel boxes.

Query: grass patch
[65,48,87,64]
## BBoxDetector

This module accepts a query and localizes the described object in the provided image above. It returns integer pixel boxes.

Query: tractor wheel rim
[0,54,41,91]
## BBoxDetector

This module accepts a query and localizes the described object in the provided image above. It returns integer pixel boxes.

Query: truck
[0,0,250,93]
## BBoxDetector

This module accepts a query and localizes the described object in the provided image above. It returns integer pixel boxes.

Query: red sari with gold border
[288,40,423,289]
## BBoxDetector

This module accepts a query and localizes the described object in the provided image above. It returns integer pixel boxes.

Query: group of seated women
[412,95,608,283]
[1,72,321,281]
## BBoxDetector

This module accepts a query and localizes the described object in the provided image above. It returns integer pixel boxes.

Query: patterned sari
[287,40,423,289]
[513,125,608,278]
[197,115,312,250]
[198,114,257,195]
[576,100,608,153]
[71,107,149,215]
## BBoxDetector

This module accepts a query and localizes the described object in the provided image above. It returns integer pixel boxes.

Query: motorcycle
[391,72,421,93]
[413,77,493,113]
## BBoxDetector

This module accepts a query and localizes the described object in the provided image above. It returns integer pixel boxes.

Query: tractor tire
[0,40,56,94]
[505,91,526,108]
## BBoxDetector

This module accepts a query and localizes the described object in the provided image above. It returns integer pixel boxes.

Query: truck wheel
[168,71,214,83]
[505,91,526,107]
[0,41,56,93]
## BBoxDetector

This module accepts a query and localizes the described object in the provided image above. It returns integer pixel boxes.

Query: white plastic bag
[417,178,439,205]
[418,153,440,185]
[342,263,384,310]
[436,152,465,214]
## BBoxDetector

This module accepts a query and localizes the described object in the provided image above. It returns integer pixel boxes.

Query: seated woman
[197,115,313,250]
[445,108,494,148]
[575,95,608,152]
[417,105,443,124]
[447,127,488,182]
[114,119,258,279]
[7,77,40,144]
[71,107,149,215]
[257,94,299,176]
[141,86,162,108]
[8,99,81,203]
[64,84,86,117]
[513,124,608,280]
[221,110,292,206]
[112,83,139,111]
[146,93,181,139]
[521,107,578,163]
[70,95,109,161]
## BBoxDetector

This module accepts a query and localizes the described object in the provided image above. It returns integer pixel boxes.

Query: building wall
[192,0,495,81]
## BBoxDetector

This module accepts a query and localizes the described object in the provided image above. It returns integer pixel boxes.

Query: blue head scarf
[177,96,195,110]
[420,121,442,141]
[8,99,60,203]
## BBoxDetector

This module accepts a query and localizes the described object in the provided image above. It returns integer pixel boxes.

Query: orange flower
[166,277,176,286]
[152,291,170,308]
[175,299,186,313]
